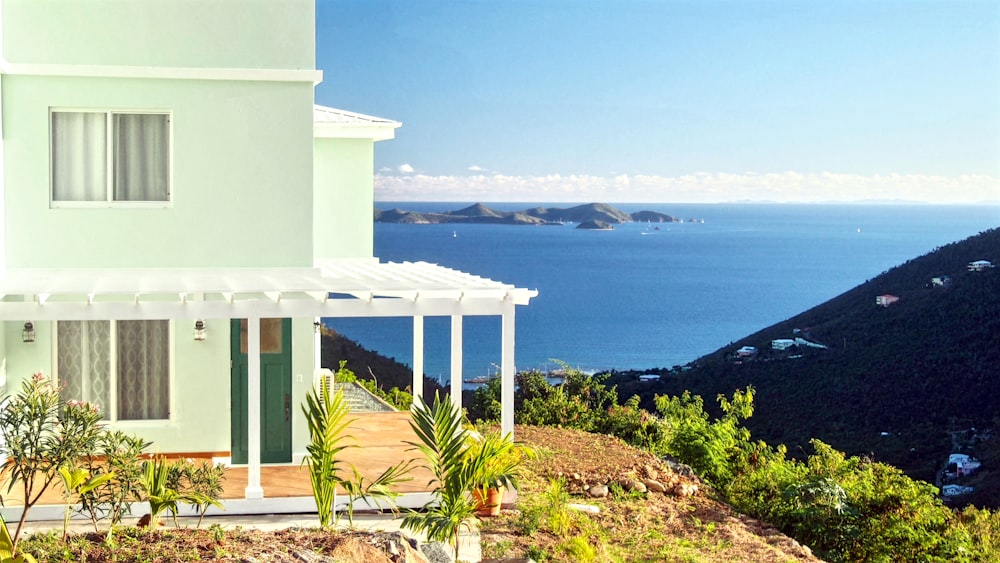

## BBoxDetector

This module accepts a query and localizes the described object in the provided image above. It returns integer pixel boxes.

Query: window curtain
[51,112,107,202]
[57,321,111,418]
[113,114,169,202]
[117,320,170,420]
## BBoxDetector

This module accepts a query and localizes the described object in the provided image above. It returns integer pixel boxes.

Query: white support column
[314,317,322,373]
[245,316,264,499]
[450,315,463,411]
[412,316,424,406]
[501,300,516,436]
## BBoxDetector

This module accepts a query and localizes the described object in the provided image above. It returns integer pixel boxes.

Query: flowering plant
[0,372,103,549]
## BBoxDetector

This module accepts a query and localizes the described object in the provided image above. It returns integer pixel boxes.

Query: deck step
[333,382,396,413]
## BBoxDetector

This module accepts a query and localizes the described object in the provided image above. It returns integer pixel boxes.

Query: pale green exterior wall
[4,320,230,452]
[0,0,381,461]
[2,75,314,268]
[314,138,375,259]
[3,319,317,456]
[4,322,49,391]
[0,324,7,394]
[2,0,314,70]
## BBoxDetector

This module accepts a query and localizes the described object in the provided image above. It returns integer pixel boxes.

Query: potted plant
[466,430,534,517]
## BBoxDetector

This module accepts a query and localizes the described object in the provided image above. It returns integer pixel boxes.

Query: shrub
[77,431,151,532]
[594,395,670,455]
[0,373,104,549]
[656,387,759,487]
[169,459,228,527]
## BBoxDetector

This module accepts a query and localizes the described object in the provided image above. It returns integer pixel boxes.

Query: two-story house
[0,0,535,515]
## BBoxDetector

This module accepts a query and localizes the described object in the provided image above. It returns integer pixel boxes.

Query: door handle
[284,394,291,422]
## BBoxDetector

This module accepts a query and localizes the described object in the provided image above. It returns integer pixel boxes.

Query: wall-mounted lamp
[22,322,35,343]
[193,320,207,341]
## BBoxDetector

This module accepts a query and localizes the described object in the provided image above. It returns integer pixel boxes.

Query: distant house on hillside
[876,294,900,307]
[772,339,796,351]
[948,453,982,477]
[794,337,828,350]
[931,275,952,287]
[942,484,975,497]
[968,260,994,272]
[736,346,757,358]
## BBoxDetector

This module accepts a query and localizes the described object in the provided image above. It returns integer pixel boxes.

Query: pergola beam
[0,295,530,321]
[0,261,537,502]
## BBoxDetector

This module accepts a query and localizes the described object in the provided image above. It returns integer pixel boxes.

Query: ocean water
[327,203,1000,384]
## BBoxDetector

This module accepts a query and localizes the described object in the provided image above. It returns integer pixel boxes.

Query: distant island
[374,202,702,229]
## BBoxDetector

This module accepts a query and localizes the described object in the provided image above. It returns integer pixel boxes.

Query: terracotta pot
[473,487,503,517]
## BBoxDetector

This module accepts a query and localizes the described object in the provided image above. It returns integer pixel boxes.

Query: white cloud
[397,164,415,174]
[373,172,1000,204]
[467,165,487,172]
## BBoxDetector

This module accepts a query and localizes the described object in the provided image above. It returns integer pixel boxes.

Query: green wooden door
[230,318,292,464]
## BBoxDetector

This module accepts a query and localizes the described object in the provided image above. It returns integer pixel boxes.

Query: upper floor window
[50,110,171,206]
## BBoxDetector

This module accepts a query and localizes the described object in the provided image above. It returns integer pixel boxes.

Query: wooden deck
[2,412,433,508]
[223,412,433,498]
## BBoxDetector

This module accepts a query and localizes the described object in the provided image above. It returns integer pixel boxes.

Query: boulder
[587,484,609,498]
[673,482,699,497]
[642,478,667,493]
[621,479,647,493]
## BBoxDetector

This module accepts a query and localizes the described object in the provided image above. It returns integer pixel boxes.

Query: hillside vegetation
[469,368,1000,561]
[612,227,1000,501]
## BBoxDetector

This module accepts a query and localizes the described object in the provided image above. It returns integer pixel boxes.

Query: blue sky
[315,1,1000,203]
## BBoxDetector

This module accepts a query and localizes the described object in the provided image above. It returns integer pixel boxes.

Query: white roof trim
[0,259,537,321]
[0,59,322,84]
[313,105,401,141]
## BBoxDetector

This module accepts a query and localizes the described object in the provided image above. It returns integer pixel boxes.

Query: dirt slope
[479,425,823,562]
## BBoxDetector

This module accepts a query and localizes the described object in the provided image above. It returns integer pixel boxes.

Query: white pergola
[0,258,537,499]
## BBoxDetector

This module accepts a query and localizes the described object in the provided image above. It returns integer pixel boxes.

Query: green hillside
[616,227,1000,497]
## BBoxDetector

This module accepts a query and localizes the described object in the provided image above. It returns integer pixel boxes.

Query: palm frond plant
[0,514,36,563]
[139,457,220,529]
[402,393,481,561]
[338,461,413,527]
[302,362,413,528]
[301,380,355,528]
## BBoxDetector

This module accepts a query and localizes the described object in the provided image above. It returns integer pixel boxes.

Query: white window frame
[49,108,174,209]
[51,320,175,423]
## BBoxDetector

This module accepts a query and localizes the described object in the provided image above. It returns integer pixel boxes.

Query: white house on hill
[876,294,900,307]
[772,339,796,351]
[948,454,982,477]
[0,0,535,513]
